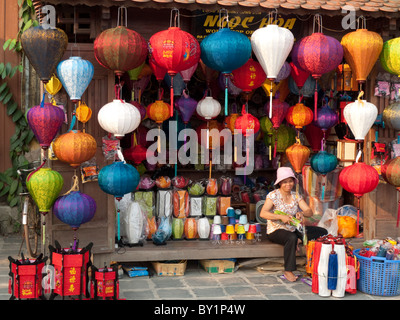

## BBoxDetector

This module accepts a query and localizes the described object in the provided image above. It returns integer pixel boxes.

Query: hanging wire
[117,6,128,27]
[218,8,229,29]
[170,8,180,28]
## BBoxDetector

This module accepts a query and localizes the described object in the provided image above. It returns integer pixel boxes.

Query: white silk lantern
[343,96,378,140]
[197,217,211,239]
[98,99,141,138]
[251,24,294,118]
[196,96,221,120]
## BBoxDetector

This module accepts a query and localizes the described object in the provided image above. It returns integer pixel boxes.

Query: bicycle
[17,161,41,258]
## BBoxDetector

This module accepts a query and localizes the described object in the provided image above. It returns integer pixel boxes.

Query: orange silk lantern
[286,137,310,174]
[286,102,313,129]
[224,113,239,134]
[53,130,97,168]
[75,102,92,132]
[147,100,170,152]
[341,25,383,86]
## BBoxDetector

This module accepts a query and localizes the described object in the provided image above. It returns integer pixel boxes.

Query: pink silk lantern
[264,99,290,129]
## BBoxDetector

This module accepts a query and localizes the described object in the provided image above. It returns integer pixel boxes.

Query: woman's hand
[279,214,293,225]
[296,212,305,224]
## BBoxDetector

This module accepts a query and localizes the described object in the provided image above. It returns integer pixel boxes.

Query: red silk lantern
[94,9,147,77]
[381,157,400,227]
[264,99,290,129]
[286,103,314,129]
[149,10,200,117]
[339,161,379,235]
[290,62,310,89]
[234,105,260,137]
[123,144,148,165]
[231,58,266,93]
[286,138,310,174]
[149,56,167,82]
[304,123,331,152]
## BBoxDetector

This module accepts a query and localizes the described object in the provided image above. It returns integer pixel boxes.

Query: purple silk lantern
[27,102,65,150]
[314,105,338,140]
[218,73,242,96]
[175,91,198,124]
[275,61,291,83]
[131,101,146,121]
[53,191,96,231]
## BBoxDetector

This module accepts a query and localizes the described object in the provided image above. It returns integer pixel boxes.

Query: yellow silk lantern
[341,28,383,85]
[75,102,92,132]
[380,37,400,77]
[44,75,62,96]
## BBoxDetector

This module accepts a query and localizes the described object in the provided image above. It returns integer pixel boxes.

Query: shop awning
[36,0,400,18]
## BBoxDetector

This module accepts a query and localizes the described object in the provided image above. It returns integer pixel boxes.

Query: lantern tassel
[314,80,318,121]
[269,80,273,118]
[42,221,46,246]
[327,245,338,291]
[117,201,121,241]
[356,197,361,236]
[170,75,174,118]
[225,74,228,116]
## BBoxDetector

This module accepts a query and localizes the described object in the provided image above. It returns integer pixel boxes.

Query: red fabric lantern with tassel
[381,157,400,227]
[123,144,148,165]
[231,58,266,93]
[339,161,379,235]
[286,103,314,129]
[234,105,260,137]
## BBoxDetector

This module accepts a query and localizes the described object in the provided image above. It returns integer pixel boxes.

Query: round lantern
[201,26,252,115]
[98,100,141,138]
[264,99,290,129]
[341,28,383,85]
[310,150,338,201]
[380,37,400,77]
[56,56,94,103]
[53,191,96,231]
[147,100,171,124]
[264,124,296,154]
[339,160,379,235]
[290,62,310,89]
[94,16,148,77]
[343,96,378,140]
[314,105,338,134]
[123,144,148,165]
[149,11,201,117]
[176,93,197,124]
[383,101,400,132]
[197,217,211,239]
[251,23,294,117]
[172,218,184,240]
[381,157,400,227]
[224,113,240,134]
[21,26,68,83]
[53,130,97,168]
[286,138,310,174]
[196,96,221,120]
[234,105,260,137]
[286,103,314,129]
[184,217,198,239]
[27,168,64,215]
[231,58,266,94]
[27,103,65,150]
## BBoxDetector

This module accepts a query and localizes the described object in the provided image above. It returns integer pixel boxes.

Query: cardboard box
[152,260,187,276]
[200,259,236,274]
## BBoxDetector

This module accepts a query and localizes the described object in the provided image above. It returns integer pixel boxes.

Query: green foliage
[0,0,39,208]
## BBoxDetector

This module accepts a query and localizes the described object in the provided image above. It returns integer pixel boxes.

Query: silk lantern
[175,92,197,124]
[291,16,343,120]
[180,62,198,83]
[383,102,400,139]
[94,8,147,77]
[286,102,314,129]
[310,150,338,200]
[276,61,291,83]
[224,113,240,134]
[127,62,145,81]
[56,56,94,103]
[197,217,211,239]
[314,105,338,146]
[286,138,310,174]
[251,23,294,118]
[264,124,296,154]
[147,100,170,153]
[341,27,383,86]
[53,130,97,168]
[196,96,221,120]
[45,75,62,97]
[381,157,400,227]
[231,58,266,96]
[149,57,167,99]
[380,37,400,77]
[149,9,201,117]
[264,99,290,129]
[305,123,329,152]
[201,25,252,115]
[343,93,378,140]
[21,25,68,83]
[53,191,96,231]
[98,100,141,138]
[290,62,310,90]
[27,102,65,150]
[75,102,92,125]
[123,144,148,165]
[339,159,379,235]
[184,217,198,239]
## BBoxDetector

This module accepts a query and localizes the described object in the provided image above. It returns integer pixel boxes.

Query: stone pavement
[0,234,399,301]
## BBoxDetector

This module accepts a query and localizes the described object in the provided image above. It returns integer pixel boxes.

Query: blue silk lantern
[200,27,251,115]
[53,191,96,231]
[310,150,338,200]
[57,56,94,103]
[98,158,140,240]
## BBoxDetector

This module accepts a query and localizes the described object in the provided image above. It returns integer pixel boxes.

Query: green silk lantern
[263,124,296,154]
[380,37,400,76]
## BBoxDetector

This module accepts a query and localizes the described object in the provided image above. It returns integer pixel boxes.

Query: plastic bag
[124,201,147,244]
[102,134,120,160]
[156,189,172,218]
[134,191,155,219]
[217,196,231,216]
[317,208,338,236]
[173,190,189,218]
[189,196,203,217]
[203,196,217,217]
[337,215,357,238]
[80,159,99,183]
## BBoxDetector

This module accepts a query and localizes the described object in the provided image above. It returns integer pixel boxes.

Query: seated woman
[260,167,327,282]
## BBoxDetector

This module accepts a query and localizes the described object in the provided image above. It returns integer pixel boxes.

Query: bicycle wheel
[22,195,40,258]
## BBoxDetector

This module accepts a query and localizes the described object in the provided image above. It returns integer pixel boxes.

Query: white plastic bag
[317,208,338,236]
[125,201,147,244]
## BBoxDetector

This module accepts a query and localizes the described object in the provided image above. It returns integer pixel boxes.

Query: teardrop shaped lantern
[196,96,221,120]
[289,62,310,89]
[175,92,198,124]
[200,13,252,115]
[180,62,198,83]
[45,75,62,96]
[98,100,141,138]
[27,102,65,150]
[343,93,378,140]
[53,191,96,231]
[339,159,379,235]
[53,130,97,168]
[383,101,400,132]
[264,99,290,130]
[57,56,94,103]
[21,25,68,83]
[251,22,294,118]
[149,9,201,117]
[94,8,148,77]
[286,137,310,174]
[27,167,64,215]
[286,102,314,129]
[310,150,338,200]
[231,58,266,94]
[291,15,343,120]
[381,157,400,227]
[380,37,400,77]
[341,24,383,85]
